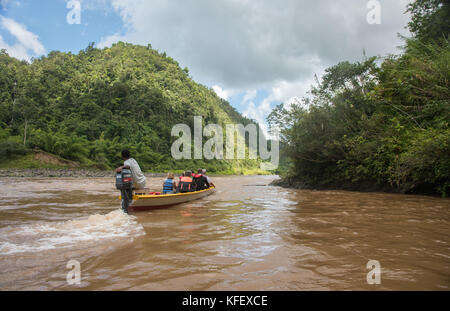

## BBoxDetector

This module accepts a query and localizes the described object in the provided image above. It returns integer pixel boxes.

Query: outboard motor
[116,168,133,213]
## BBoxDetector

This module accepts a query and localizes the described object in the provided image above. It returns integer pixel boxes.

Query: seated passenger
[162,172,177,194]
[202,169,215,188]
[191,170,199,191]
[178,171,193,193]
[193,169,210,191]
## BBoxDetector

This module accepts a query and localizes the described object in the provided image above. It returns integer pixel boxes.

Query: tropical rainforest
[0,0,448,195]
[0,42,262,173]
[268,0,449,196]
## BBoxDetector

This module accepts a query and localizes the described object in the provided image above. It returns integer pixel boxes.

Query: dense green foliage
[406,0,449,44]
[0,42,261,173]
[269,0,449,196]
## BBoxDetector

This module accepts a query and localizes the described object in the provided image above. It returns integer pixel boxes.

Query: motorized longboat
[116,168,215,213]
[126,186,216,212]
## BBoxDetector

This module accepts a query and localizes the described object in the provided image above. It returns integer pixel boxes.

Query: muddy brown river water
[0,176,449,290]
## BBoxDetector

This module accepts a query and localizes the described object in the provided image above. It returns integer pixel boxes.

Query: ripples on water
[0,176,448,290]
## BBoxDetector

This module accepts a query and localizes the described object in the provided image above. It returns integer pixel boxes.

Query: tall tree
[406,0,450,43]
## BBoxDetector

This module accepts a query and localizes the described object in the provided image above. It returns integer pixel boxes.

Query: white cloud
[0,34,28,59]
[240,76,319,136]
[0,15,45,60]
[212,85,237,101]
[1,16,45,54]
[98,0,412,90]
[96,0,413,136]
[98,32,124,49]
[243,100,270,137]
[241,90,257,105]
[264,79,316,107]
[241,89,272,136]
[64,0,111,12]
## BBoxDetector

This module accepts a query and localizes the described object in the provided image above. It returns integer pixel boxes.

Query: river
[0,175,448,290]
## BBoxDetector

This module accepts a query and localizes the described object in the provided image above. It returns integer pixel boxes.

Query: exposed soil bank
[0,168,167,178]
[0,168,257,178]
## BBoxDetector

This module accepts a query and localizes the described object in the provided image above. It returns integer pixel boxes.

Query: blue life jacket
[163,179,174,194]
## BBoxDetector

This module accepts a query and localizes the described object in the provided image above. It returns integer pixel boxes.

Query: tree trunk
[11,98,15,124]
[23,119,28,146]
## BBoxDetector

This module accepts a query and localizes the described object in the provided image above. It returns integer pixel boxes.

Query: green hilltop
[0,42,263,174]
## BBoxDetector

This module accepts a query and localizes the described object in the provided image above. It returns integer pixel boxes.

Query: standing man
[116,150,146,190]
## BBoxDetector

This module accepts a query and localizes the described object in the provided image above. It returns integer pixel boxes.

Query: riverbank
[1,150,271,177]
[0,168,273,178]
[0,168,167,178]
[270,176,445,197]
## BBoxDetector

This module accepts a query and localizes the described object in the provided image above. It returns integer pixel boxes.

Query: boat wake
[0,210,146,255]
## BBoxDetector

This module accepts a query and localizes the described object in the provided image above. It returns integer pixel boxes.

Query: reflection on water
[0,176,448,290]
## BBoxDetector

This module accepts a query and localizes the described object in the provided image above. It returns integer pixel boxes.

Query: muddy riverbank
[270,176,442,197]
[0,168,169,178]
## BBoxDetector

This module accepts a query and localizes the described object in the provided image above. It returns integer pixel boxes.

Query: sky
[0,0,413,133]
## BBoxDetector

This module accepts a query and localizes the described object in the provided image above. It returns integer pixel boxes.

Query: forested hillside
[269,0,449,196]
[0,42,261,173]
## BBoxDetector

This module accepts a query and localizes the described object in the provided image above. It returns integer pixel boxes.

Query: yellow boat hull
[127,187,216,212]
